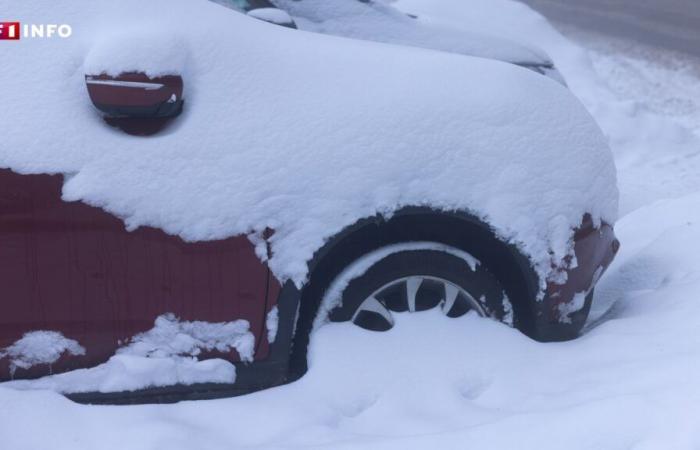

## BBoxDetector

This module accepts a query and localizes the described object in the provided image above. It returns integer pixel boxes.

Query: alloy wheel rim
[351,275,487,332]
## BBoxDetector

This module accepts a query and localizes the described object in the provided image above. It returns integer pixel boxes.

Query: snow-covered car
[0,0,618,403]
[216,0,566,85]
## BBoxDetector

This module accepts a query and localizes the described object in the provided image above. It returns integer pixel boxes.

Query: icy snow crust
[0,0,617,289]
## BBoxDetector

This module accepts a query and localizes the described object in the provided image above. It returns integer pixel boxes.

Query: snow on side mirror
[85,72,184,136]
[246,8,297,29]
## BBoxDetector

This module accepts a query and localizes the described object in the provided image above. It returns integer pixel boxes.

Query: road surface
[521,0,700,57]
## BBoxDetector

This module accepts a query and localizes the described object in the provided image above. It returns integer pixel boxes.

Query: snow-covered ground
[3,1,700,449]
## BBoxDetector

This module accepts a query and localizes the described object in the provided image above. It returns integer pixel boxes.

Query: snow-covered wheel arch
[285,207,540,377]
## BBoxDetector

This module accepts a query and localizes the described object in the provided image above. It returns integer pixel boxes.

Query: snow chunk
[266,306,279,344]
[502,293,514,327]
[121,313,255,363]
[558,291,588,324]
[0,332,85,376]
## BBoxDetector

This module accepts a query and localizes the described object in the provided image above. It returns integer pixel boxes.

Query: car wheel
[327,249,512,331]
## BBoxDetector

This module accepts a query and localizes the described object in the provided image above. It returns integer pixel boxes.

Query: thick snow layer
[271,0,551,65]
[84,31,188,79]
[0,0,617,291]
[0,332,85,376]
[395,0,700,215]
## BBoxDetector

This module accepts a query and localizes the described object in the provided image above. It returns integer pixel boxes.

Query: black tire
[327,249,511,329]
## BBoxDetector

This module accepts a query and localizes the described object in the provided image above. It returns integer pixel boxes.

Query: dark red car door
[0,169,271,381]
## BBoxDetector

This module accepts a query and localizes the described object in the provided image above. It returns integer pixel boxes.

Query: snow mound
[0,0,617,291]
[0,332,85,376]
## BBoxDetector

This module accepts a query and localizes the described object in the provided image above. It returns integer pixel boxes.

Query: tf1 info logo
[0,22,73,40]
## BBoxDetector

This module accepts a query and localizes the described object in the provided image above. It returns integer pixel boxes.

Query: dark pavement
[521,0,700,57]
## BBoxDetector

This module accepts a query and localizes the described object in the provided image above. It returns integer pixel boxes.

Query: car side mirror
[85,72,184,136]
[246,8,297,29]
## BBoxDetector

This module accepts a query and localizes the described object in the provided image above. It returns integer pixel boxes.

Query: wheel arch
[288,206,540,377]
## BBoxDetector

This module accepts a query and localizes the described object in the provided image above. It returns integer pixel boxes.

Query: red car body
[0,170,282,390]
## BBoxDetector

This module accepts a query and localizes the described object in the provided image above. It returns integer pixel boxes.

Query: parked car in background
[0,0,616,403]
[215,0,567,84]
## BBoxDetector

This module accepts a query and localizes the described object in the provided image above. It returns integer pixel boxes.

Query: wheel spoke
[405,277,423,312]
[352,296,394,331]
[441,282,460,315]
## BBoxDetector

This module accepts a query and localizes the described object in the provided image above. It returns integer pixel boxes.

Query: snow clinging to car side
[267,306,279,344]
[119,313,255,363]
[0,331,85,377]
[2,314,255,393]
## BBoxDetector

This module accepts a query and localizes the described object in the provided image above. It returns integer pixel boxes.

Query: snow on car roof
[271,0,553,65]
[0,0,617,290]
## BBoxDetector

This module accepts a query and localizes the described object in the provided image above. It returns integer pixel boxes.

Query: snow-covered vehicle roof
[271,0,550,63]
[216,0,564,83]
[1,0,617,291]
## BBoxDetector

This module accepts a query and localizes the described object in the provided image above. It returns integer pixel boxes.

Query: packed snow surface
[0,0,616,291]
[0,332,85,376]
